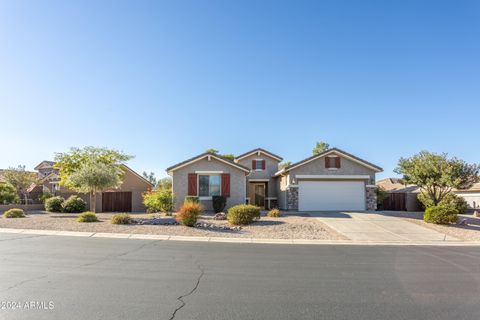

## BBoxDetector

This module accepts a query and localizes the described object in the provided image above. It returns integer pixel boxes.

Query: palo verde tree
[205,148,235,161]
[395,151,480,205]
[54,147,133,212]
[312,141,330,155]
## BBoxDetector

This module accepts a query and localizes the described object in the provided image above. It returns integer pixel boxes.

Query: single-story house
[34,160,153,212]
[167,148,383,212]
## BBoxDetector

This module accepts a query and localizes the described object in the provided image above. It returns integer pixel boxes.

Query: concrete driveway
[310,211,460,243]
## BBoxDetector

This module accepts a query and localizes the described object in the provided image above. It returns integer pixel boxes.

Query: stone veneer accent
[366,186,377,211]
[286,187,298,211]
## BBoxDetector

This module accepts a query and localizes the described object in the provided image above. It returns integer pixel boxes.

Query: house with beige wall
[167,148,382,211]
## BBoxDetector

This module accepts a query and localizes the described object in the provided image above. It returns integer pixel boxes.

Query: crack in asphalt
[168,262,204,320]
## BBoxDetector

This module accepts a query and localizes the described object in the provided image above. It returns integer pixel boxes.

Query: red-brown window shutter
[262,160,266,170]
[325,157,330,168]
[221,173,230,197]
[335,157,341,168]
[188,173,197,196]
[252,160,256,170]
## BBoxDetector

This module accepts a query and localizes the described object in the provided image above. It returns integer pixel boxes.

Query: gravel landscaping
[0,211,346,240]
[380,211,480,241]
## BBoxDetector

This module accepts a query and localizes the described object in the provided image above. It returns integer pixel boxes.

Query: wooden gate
[382,193,406,211]
[102,192,132,212]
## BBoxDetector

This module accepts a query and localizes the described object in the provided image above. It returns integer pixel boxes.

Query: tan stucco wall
[171,158,247,211]
[236,153,279,198]
[286,153,376,184]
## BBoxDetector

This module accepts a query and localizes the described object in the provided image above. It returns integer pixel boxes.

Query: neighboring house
[33,161,153,212]
[167,148,382,211]
[454,183,480,210]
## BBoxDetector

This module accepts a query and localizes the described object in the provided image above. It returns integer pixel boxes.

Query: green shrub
[424,205,458,224]
[111,213,132,225]
[418,192,468,214]
[61,195,86,213]
[3,208,25,218]
[0,183,19,204]
[267,208,281,217]
[45,196,65,212]
[175,202,203,227]
[77,212,99,223]
[39,192,53,204]
[227,204,261,225]
[143,189,175,213]
[184,196,199,204]
[212,195,226,213]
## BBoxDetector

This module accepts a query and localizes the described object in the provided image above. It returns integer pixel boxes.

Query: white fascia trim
[168,154,250,174]
[235,151,282,162]
[198,196,212,200]
[195,171,224,174]
[296,175,371,180]
[274,168,286,176]
[366,184,378,188]
[248,179,270,182]
[285,150,382,173]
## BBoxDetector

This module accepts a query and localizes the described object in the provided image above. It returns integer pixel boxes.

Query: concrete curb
[1,227,480,246]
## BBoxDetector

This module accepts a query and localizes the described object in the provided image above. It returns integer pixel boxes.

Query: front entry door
[254,184,265,208]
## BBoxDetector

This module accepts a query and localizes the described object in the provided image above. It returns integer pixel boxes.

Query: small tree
[279,161,292,169]
[205,149,234,161]
[395,151,480,205]
[67,161,123,212]
[55,147,132,212]
[142,171,157,186]
[2,165,38,204]
[157,177,172,190]
[312,141,330,155]
[0,182,19,204]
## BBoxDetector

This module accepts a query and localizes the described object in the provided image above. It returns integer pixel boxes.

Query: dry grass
[0,211,346,240]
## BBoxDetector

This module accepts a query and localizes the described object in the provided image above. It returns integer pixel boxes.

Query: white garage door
[298,180,366,211]
[456,192,480,209]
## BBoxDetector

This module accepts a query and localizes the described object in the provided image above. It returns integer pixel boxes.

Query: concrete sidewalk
[313,211,460,242]
[0,226,478,246]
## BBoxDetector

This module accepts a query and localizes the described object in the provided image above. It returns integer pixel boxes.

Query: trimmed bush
[111,213,132,225]
[424,205,458,224]
[227,204,261,225]
[62,195,87,213]
[39,192,53,204]
[3,208,25,218]
[184,196,199,204]
[176,202,203,227]
[77,212,99,223]
[143,189,175,213]
[212,195,226,213]
[418,192,468,214]
[45,196,65,212]
[0,182,19,204]
[267,208,281,218]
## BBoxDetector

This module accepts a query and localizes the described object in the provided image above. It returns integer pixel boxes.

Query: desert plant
[184,196,199,204]
[0,182,19,204]
[3,208,25,218]
[143,189,174,213]
[418,192,468,214]
[76,212,99,222]
[61,195,87,213]
[175,202,203,227]
[267,208,281,217]
[424,205,458,224]
[212,195,226,213]
[227,204,261,225]
[111,213,132,224]
[39,192,53,203]
[45,196,65,212]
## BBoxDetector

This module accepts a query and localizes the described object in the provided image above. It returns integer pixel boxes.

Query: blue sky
[0,0,479,179]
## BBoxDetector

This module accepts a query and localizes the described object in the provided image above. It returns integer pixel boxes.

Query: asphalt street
[1,233,480,320]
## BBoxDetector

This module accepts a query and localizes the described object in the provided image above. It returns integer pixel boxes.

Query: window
[198,175,221,197]
[254,159,264,171]
[326,156,340,169]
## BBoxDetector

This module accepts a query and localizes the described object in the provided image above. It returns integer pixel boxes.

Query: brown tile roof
[235,148,283,161]
[166,152,251,173]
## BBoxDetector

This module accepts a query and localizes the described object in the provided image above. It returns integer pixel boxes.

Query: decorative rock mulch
[133,218,179,225]
[194,222,241,231]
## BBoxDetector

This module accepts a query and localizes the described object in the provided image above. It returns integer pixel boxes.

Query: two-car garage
[298,180,366,211]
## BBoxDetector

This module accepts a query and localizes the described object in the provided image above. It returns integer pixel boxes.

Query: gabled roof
[121,164,155,187]
[167,152,251,174]
[34,160,55,170]
[235,148,283,162]
[274,148,383,176]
